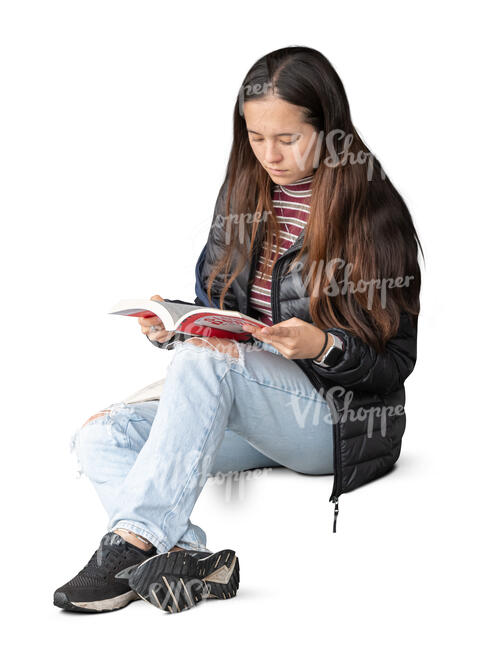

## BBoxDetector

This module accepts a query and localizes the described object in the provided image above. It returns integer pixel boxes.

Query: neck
[276,172,314,189]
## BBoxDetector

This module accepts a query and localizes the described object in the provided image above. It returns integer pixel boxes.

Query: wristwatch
[312,332,345,368]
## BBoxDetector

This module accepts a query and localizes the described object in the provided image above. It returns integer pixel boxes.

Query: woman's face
[243,94,319,184]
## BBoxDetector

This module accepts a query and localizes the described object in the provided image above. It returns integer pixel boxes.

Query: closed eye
[251,138,299,146]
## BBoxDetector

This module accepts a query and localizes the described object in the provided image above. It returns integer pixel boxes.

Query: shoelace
[80,541,139,579]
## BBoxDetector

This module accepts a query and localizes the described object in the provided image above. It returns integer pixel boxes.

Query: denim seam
[159,363,231,536]
[123,416,145,452]
[228,365,328,405]
[108,403,146,450]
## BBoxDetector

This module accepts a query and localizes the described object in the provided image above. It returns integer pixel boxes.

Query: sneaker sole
[53,589,140,613]
[129,549,239,613]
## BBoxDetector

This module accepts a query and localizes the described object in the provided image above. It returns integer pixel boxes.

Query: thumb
[266,325,288,336]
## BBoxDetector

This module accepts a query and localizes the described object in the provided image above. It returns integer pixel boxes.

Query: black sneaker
[53,532,156,613]
[129,548,240,613]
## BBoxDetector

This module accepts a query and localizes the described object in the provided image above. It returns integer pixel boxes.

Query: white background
[1,0,489,647]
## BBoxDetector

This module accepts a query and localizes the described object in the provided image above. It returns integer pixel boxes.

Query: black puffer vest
[161,178,418,531]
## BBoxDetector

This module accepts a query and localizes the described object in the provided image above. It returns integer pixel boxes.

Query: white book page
[108,299,264,332]
[158,300,207,323]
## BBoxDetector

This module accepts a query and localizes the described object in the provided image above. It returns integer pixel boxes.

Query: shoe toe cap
[53,591,70,608]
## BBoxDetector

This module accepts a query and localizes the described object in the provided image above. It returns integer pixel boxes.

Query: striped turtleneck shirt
[249,174,314,326]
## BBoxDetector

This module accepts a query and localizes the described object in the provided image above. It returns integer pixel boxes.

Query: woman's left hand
[242,317,329,360]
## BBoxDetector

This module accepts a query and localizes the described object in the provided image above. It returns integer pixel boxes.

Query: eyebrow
[247,129,298,137]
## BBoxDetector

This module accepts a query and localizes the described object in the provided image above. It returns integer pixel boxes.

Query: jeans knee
[70,405,132,480]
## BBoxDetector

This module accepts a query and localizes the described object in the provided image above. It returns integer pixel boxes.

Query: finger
[242,323,270,335]
[243,326,267,340]
[148,329,174,343]
[260,335,297,358]
[142,324,164,336]
[138,315,164,327]
[242,323,261,333]
[154,331,174,343]
[256,329,292,346]
[261,325,291,338]
[262,340,289,357]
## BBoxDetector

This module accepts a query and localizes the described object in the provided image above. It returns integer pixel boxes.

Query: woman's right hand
[138,294,175,344]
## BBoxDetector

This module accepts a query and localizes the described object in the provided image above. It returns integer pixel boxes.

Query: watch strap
[309,330,330,361]
[312,332,345,368]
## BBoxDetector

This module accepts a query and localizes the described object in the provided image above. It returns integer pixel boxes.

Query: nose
[263,140,283,166]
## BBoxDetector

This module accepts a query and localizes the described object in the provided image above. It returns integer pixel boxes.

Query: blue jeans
[71,338,334,553]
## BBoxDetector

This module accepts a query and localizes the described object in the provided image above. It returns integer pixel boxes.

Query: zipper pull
[332,496,339,533]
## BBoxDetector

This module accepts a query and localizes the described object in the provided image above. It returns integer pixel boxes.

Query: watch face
[322,345,344,366]
[312,333,345,367]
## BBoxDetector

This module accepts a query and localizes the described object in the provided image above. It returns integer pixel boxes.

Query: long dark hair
[206,46,423,352]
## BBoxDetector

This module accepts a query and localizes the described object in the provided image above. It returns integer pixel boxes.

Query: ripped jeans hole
[104,402,132,440]
[172,337,246,369]
[69,401,133,479]
[69,427,84,479]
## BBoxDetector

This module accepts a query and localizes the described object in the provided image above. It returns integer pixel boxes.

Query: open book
[108,298,265,341]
